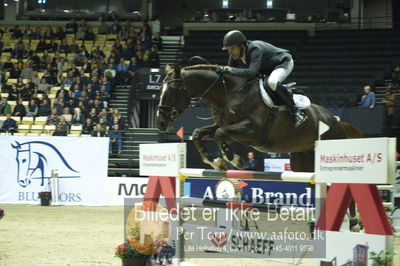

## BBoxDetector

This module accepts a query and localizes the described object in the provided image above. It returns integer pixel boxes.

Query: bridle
[157,78,183,121]
[158,70,234,122]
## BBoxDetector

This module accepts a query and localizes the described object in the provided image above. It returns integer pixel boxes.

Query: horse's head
[156,64,191,133]
[11,142,32,188]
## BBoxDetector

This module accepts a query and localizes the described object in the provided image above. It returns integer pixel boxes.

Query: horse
[11,141,79,188]
[155,64,363,173]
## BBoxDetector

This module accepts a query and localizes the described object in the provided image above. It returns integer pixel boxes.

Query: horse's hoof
[212,157,228,172]
[231,154,245,169]
[350,218,361,232]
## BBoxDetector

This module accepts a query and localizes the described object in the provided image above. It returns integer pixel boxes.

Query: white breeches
[267,58,294,91]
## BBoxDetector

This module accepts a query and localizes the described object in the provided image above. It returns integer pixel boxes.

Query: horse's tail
[338,121,364,139]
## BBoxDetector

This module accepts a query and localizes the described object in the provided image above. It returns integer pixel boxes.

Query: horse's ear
[165,64,171,73]
[174,63,181,78]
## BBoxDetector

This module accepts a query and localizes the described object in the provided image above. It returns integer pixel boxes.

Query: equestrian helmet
[222,30,247,50]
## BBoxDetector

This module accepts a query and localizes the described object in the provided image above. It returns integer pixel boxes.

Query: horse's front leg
[213,119,256,170]
[192,124,228,172]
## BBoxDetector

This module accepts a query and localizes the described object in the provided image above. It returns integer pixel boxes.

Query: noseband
[158,78,183,121]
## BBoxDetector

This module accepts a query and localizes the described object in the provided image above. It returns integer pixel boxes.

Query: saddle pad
[259,79,311,110]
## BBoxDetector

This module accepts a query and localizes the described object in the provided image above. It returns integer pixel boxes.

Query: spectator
[193,10,204,22]
[104,63,116,79]
[81,57,92,73]
[37,78,51,94]
[53,98,64,116]
[72,107,84,125]
[97,108,109,123]
[88,108,98,123]
[36,38,47,52]
[61,107,73,124]
[57,57,68,73]
[59,39,69,53]
[383,87,396,130]
[37,99,51,117]
[135,50,144,66]
[55,84,68,101]
[91,123,107,137]
[360,85,376,108]
[55,27,66,40]
[109,124,122,155]
[43,26,53,39]
[111,19,122,35]
[109,116,125,130]
[46,108,59,125]
[244,152,259,170]
[68,39,79,54]
[65,99,76,114]
[9,63,21,79]
[0,113,17,134]
[151,33,163,51]
[92,99,103,113]
[85,28,95,41]
[20,63,34,79]
[8,84,20,101]
[235,11,248,22]
[21,83,33,101]
[123,19,133,38]
[99,21,109,35]
[12,98,27,118]
[141,21,152,39]
[127,57,139,84]
[24,25,33,39]
[32,26,41,40]
[98,85,110,108]
[98,117,108,131]
[147,46,160,68]
[82,118,94,134]
[254,11,264,21]
[76,27,86,40]
[31,71,41,86]
[109,11,119,21]
[0,97,11,115]
[26,99,38,117]
[66,19,78,34]
[53,116,69,136]
[64,71,75,86]
[116,58,128,84]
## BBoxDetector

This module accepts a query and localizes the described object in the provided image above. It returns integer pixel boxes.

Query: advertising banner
[0,136,109,205]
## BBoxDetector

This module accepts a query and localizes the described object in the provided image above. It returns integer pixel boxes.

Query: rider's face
[228,44,242,60]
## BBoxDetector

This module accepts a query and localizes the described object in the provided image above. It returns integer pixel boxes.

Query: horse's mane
[182,64,218,71]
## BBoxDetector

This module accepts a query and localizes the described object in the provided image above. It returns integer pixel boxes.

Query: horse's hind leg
[290,151,315,172]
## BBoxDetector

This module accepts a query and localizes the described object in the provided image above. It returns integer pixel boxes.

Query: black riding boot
[275,82,308,128]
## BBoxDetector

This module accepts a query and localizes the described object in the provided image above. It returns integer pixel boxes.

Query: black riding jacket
[228,40,291,79]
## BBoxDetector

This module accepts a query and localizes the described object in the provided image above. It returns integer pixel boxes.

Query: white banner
[315,138,396,184]
[264,159,291,172]
[107,177,148,205]
[139,143,186,177]
[0,136,109,205]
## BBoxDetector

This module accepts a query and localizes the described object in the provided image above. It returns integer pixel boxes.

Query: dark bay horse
[156,64,363,173]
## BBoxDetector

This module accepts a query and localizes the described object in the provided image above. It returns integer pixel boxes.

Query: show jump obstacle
[139,138,396,266]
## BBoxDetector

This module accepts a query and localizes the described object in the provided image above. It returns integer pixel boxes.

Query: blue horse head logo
[11,141,80,188]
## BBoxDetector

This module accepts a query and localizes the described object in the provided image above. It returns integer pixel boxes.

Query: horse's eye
[22,159,26,163]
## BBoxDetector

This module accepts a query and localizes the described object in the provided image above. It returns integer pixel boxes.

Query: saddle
[259,79,311,110]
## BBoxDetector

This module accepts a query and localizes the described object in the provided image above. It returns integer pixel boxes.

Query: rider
[218,30,307,128]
